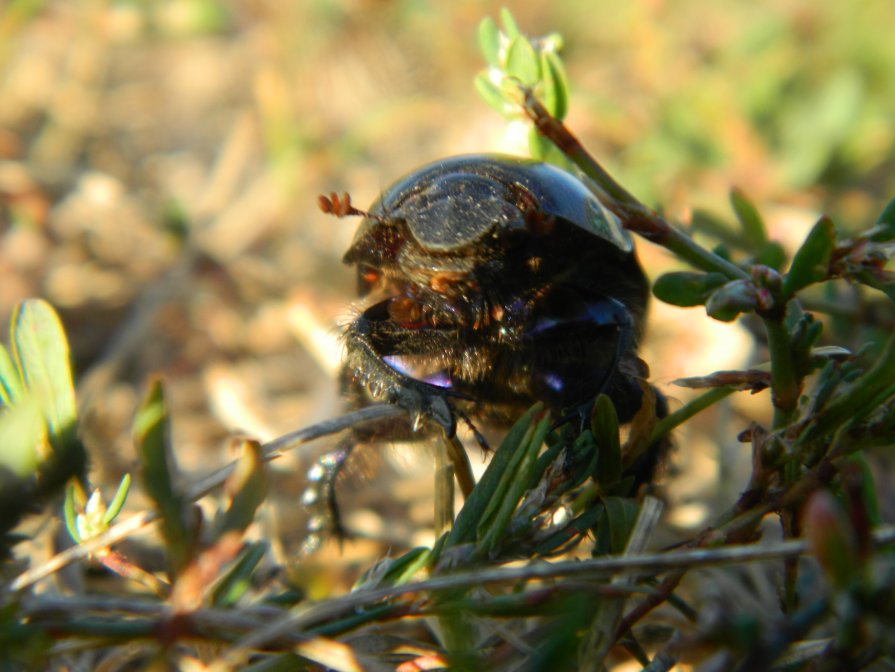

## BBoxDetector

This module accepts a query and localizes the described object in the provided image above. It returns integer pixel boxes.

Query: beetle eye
[361,266,380,285]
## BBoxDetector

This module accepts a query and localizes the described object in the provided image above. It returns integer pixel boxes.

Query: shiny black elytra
[304,154,663,546]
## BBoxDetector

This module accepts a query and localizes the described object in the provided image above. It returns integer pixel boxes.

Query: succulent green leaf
[505,36,540,86]
[730,187,767,248]
[11,299,77,451]
[590,395,620,487]
[782,216,835,297]
[653,271,728,307]
[478,17,501,68]
[705,279,758,322]
[541,51,568,120]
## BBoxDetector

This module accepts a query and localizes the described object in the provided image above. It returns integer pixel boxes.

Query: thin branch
[220,527,895,654]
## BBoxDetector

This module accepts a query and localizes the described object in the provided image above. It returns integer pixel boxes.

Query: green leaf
[782,215,835,297]
[499,7,520,39]
[756,241,787,270]
[596,497,640,555]
[64,484,81,543]
[476,410,542,537]
[447,404,540,547]
[590,395,620,487]
[505,35,540,86]
[102,473,132,526]
[653,271,728,307]
[803,491,860,590]
[135,379,196,575]
[376,546,431,586]
[869,195,895,242]
[730,187,767,248]
[541,51,568,120]
[797,334,895,445]
[476,415,550,557]
[705,279,758,321]
[211,541,267,607]
[0,344,24,408]
[478,17,501,69]
[474,73,512,118]
[11,299,77,451]
[216,439,267,538]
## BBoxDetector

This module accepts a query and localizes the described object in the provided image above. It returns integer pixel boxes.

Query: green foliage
[0,299,85,545]
[475,9,570,166]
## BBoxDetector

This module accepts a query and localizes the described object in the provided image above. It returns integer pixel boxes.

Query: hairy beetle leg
[345,312,460,435]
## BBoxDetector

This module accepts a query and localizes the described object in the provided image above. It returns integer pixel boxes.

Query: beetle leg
[345,306,460,435]
[301,435,355,552]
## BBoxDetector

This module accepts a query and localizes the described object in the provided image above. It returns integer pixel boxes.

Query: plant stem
[764,318,800,429]
[521,89,748,281]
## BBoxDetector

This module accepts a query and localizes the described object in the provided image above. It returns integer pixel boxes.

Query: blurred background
[2,0,894,568]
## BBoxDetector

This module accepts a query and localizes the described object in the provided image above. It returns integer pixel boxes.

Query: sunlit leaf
[102,474,132,526]
[505,36,539,86]
[478,17,501,68]
[11,299,77,451]
[474,73,511,118]
[541,51,568,120]
[499,7,520,40]
[0,344,24,408]
[0,397,44,478]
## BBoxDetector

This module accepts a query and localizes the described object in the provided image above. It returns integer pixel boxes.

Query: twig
[219,526,895,655]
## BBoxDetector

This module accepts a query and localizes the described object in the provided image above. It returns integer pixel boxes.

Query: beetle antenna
[318,191,388,224]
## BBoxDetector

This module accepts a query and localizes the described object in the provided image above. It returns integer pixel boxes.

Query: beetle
[305,154,664,545]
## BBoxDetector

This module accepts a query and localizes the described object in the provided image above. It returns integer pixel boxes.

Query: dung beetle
[338,155,651,429]
[306,154,663,544]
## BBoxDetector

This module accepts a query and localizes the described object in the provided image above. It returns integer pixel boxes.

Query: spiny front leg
[343,304,464,435]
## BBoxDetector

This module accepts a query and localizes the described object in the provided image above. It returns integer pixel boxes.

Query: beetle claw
[393,382,456,436]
